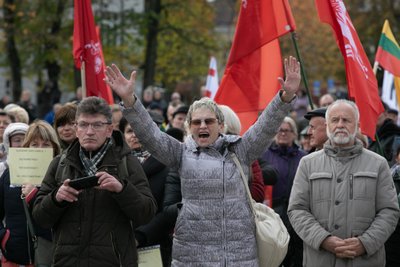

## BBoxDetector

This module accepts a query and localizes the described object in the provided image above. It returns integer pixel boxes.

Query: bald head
[319,94,335,107]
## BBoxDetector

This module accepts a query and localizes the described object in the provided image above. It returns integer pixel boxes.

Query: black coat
[32,131,156,267]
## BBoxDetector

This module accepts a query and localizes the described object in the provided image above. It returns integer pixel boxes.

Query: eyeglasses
[190,118,218,126]
[76,121,111,131]
[278,128,293,134]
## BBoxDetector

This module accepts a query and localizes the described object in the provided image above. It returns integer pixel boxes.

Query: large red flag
[73,0,114,104]
[315,0,383,140]
[214,0,296,134]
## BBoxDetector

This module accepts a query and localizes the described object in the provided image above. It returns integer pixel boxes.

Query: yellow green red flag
[375,20,400,76]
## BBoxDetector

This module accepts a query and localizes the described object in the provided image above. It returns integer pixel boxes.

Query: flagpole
[373,61,379,75]
[81,61,87,99]
[290,32,314,110]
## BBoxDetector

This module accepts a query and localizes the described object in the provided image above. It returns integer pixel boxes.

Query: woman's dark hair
[119,117,129,133]
[54,103,77,129]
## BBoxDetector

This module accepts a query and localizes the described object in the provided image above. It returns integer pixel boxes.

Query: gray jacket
[122,93,292,267]
[288,140,400,267]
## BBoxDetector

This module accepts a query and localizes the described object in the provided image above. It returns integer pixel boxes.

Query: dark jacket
[135,155,173,267]
[369,119,400,166]
[0,169,34,264]
[32,131,156,267]
[260,142,306,204]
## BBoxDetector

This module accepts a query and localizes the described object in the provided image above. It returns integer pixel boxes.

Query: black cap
[304,107,327,120]
[173,106,189,118]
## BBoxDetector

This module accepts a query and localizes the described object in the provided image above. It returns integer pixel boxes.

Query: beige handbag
[232,153,290,267]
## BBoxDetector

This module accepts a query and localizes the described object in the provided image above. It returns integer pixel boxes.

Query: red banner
[315,0,383,139]
[214,0,295,134]
[73,0,114,104]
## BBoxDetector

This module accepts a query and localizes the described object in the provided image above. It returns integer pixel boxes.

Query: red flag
[214,0,296,134]
[315,0,383,140]
[73,0,114,104]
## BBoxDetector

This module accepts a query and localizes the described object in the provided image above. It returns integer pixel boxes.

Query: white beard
[327,128,356,145]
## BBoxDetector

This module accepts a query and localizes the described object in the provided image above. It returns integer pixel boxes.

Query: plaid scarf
[79,138,113,176]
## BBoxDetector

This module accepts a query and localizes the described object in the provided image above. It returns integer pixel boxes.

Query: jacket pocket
[310,172,333,202]
[352,172,377,200]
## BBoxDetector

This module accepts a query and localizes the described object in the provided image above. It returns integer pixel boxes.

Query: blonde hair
[187,97,224,126]
[7,106,29,124]
[219,105,241,135]
[22,120,61,157]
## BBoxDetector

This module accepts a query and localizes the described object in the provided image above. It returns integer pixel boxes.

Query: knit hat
[2,122,29,153]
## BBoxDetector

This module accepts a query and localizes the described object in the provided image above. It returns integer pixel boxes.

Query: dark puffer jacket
[32,131,156,267]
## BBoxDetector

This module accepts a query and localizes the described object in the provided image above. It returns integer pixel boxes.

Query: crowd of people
[0,55,398,266]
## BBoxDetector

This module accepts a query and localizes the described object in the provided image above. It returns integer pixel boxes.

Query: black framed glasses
[278,128,293,134]
[76,121,111,131]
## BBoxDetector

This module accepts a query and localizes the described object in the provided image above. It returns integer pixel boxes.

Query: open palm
[278,56,301,96]
[104,64,137,102]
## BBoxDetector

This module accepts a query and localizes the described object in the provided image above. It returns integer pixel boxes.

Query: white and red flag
[205,56,219,100]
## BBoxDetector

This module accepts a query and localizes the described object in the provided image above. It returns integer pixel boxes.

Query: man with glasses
[105,56,301,266]
[32,96,156,266]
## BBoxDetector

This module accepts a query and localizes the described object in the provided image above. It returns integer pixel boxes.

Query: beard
[327,128,356,145]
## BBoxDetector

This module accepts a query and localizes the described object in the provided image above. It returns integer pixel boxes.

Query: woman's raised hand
[278,56,301,103]
[104,64,137,107]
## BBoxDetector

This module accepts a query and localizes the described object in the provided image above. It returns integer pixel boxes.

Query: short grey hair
[326,99,360,124]
[186,97,224,125]
[76,97,112,122]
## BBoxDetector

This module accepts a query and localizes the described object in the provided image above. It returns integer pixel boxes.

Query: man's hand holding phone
[56,172,123,203]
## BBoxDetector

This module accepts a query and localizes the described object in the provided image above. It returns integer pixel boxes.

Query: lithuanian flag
[375,20,400,76]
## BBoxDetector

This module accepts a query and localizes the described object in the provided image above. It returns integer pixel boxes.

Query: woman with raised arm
[105,56,301,267]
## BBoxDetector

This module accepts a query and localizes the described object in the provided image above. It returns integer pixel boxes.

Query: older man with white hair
[288,99,400,267]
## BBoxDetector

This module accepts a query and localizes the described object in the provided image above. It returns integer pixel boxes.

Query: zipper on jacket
[222,160,227,267]
[349,174,353,200]
[110,232,123,267]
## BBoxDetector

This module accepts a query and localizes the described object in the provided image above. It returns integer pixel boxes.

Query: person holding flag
[105,56,301,266]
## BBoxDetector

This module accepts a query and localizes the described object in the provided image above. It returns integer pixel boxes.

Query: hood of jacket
[323,138,363,161]
[185,133,241,155]
[2,122,29,153]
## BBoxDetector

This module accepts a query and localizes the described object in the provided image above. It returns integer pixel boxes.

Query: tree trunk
[143,0,162,91]
[44,0,65,100]
[4,0,22,102]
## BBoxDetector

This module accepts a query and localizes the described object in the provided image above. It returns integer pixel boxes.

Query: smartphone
[69,175,99,190]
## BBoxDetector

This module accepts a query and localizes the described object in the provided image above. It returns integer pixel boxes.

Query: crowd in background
[0,82,400,266]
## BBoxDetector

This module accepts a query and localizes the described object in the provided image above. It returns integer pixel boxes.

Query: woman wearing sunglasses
[105,56,301,267]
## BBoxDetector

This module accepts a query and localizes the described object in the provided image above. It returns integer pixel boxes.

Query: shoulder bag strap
[21,197,37,244]
[231,153,256,218]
